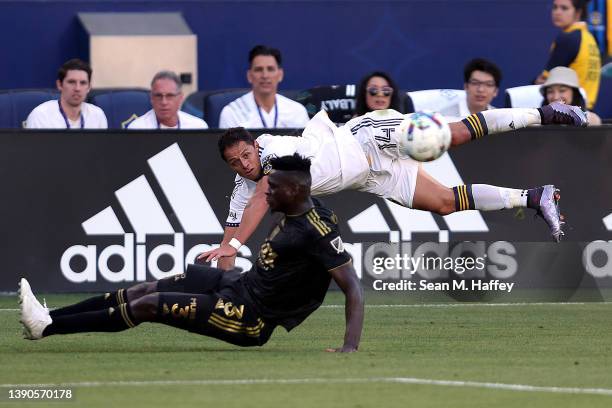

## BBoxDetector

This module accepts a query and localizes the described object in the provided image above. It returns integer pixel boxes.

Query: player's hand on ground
[197,244,237,263]
[539,102,588,127]
[325,345,358,353]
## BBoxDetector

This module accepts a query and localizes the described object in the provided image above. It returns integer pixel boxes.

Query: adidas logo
[60,143,251,283]
[346,153,489,241]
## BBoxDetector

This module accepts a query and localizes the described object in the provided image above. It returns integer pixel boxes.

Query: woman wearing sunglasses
[354,71,401,116]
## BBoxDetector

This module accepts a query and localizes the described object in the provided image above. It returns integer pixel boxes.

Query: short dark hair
[463,58,502,87]
[269,153,311,173]
[218,127,256,161]
[249,45,282,67]
[355,71,401,116]
[57,59,92,83]
[270,153,312,188]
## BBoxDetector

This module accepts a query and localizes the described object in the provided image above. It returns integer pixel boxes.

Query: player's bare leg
[411,168,564,241]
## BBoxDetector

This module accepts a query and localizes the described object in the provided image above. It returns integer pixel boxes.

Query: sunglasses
[367,87,393,97]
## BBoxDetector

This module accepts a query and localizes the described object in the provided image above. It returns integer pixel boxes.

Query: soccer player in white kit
[202,102,587,268]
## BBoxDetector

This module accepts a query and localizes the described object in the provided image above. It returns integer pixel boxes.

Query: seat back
[404,89,467,120]
[504,85,544,108]
[0,89,59,128]
[182,90,210,120]
[203,89,250,128]
[88,88,151,128]
[295,85,357,123]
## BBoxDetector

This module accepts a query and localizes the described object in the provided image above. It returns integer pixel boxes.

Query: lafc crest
[215,298,245,319]
[162,297,197,320]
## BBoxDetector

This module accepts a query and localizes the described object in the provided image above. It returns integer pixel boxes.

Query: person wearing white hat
[541,66,601,126]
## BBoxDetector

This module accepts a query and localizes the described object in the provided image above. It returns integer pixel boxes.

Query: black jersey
[240,198,351,331]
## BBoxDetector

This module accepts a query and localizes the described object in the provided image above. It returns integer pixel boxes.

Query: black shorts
[156,264,274,347]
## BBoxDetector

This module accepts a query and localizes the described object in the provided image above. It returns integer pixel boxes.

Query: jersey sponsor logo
[60,143,254,283]
[330,236,345,254]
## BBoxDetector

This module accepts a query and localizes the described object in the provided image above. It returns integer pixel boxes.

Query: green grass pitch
[1,292,611,407]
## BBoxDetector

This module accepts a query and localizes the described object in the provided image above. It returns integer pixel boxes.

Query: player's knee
[130,293,160,321]
[126,281,157,301]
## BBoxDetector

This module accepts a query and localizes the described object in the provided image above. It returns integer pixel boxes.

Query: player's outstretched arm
[448,102,588,147]
[326,261,364,353]
[214,226,238,270]
[199,176,270,263]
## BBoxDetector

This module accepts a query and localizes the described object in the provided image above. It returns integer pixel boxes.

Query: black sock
[50,289,129,318]
[43,303,138,337]
[452,185,475,211]
[461,113,488,140]
[527,187,544,210]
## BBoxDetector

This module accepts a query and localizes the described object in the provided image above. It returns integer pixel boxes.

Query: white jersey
[226,111,369,226]
[25,100,108,129]
[226,109,423,227]
[345,109,421,208]
[219,91,309,129]
[127,109,209,129]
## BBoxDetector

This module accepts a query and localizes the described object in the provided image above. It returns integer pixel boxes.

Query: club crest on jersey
[330,236,345,254]
[262,154,275,175]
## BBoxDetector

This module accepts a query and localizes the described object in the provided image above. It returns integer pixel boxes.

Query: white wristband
[228,238,242,251]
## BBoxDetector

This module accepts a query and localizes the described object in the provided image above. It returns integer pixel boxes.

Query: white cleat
[18,278,51,340]
[536,185,565,242]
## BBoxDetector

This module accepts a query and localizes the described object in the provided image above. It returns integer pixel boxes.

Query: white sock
[472,184,527,210]
[462,108,541,139]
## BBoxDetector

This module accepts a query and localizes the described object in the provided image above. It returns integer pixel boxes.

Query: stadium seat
[295,85,357,123]
[88,88,151,129]
[504,85,544,108]
[203,88,250,128]
[0,89,59,128]
[181,90,210,120]
[404,89,466,116]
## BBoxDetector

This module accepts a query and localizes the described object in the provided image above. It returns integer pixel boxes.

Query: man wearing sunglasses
[127,71,208,129]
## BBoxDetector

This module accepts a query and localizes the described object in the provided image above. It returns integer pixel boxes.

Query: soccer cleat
[18,278,51,340]
[538,102,588,127]
[535,185,565,242]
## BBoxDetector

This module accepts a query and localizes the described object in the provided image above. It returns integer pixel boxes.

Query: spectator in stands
[541,66,601,125]
[25,59,107,129]
[535,0,600,109]
[127,71,208,129]
[354,71,400,116]
[219,45,309,129]
[461,58,501,116]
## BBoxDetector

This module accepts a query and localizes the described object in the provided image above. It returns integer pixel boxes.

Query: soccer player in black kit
[19,154,364,352]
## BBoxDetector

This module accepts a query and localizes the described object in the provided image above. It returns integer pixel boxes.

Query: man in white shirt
[445,58,501,122]
[218,45,309,129]
[127,71,208,129]
[25,59,107,129]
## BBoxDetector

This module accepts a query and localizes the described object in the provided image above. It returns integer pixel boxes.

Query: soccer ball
[397,111,452,162]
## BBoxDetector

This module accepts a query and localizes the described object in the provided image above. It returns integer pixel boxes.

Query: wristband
[228,238,242,251]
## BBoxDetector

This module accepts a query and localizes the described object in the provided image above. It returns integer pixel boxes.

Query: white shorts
[356,153,420,207]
